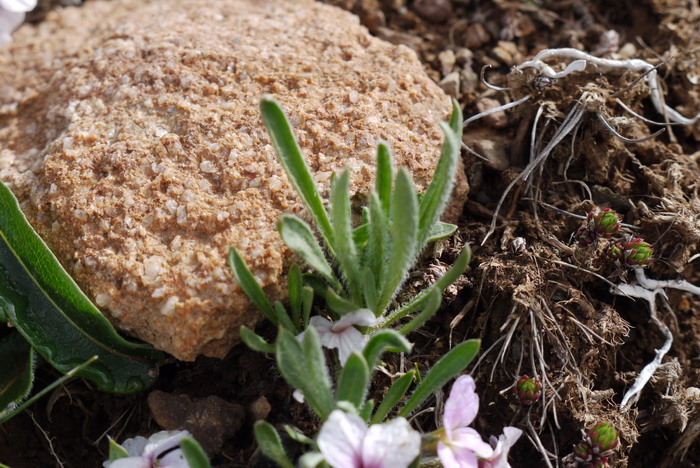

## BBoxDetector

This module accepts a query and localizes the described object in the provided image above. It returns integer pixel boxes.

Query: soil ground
[1,0,700,467]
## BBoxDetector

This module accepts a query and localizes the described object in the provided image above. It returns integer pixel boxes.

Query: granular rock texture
[0,0,466,360]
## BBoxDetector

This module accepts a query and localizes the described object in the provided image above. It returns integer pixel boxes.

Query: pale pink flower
[103,430,192,468]
[437,375,494,468]
[317,410,421,468]
[306,309,377,364]
[478,427,523,468]
[0,0,36,47]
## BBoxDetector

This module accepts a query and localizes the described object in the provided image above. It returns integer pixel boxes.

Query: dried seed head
[514,375,541,405]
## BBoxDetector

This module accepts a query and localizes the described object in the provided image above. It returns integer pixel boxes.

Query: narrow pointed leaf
[181,437,211,468]
[365,193,387,309]
[278,215,338,289]
[361,269,377,316]
[0,330,35,419]
[330,170,362,302]
[376,169,418,313]
[260,96,334,247]
[273,301,296,333]
[359,399,375,422]
[108,439,130,461]
[363,330,412,369]
[336,352,370,408]
[352,224,369,249]
[284,425,315,445]
[0,182,162,394]
[417,121,459,249]
[375,142,393,216]
[228,246,277,325]
[240,326,275,354]
[301,286,314,329]
[254,421,295,468]
[426,222,458,243]
[399,288,442,335]
[325,287,361,316]
[371,370,416,424]
[288,265,303,331]
[398,339,480,417]
[448,98,464,140]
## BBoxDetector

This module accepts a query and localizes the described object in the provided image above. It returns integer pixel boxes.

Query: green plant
[0,181,163,421]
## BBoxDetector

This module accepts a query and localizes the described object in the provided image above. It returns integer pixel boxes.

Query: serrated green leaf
[363,330,412,369]
[399,288,442,335]
[330,170,362,302]
[278,215,339,290]
[0,182,162,394]
[336,353,370,408]
[276,327,333,420]
[371,370,415,424]
[228,246,278,326]
[260,96,334,249]
[417,121,459,249]
[181,437,211,468]
[254,421,295,468]
[0,331,35,419]
[107,439,130,461]
[240,326,275,354]
[398,339,480,417]
[376,169,418,314]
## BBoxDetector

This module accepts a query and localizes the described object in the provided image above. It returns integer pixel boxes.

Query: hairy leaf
[371,370,415,424]
[254,421,295,468]
[336,352,370,408]
[181,437,212,468]
[0,330,35,419]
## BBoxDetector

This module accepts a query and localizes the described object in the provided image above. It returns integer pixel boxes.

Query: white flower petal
[142,430,191,459]
[119,436,148,457]
[103,456,151,468]
[449,428,493,459]
[159,448,191,468]
[443,375,479,432]
[361,417,421,468]
[479,427,523,468]
[332,309,377,331]
[318,410,366,468]
[335,327,367,364]
[0,0,36,13]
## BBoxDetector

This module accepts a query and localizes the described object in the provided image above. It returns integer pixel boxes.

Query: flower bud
[514,375,541,405]
[621,238,653,267]
[590,209,621,238]
[576,226,596,247]
[587,422,619,454]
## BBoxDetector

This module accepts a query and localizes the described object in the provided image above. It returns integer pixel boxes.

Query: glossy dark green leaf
[260,96,334,248]
[181,437,211,468]
[0,330,35,419]
[254,421,295,468]
[398,339,480,417]
[371,370,415,424]
[0,182,162,394]
[336,352,370,408]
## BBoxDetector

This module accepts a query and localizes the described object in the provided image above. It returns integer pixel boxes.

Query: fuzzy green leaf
[254,421,295,468]
[336,352,370,408]
[301,286,314,330]
[359,399,375,422]
[448,98,464,140]
[376,169,418,313]
[240,326,275,354]
[398,339,480,417]
[375,142,393,217]
[399,288,442,335]
[426,222,458,243]
[325,288,361,316]
[181,437,211,468]
[284,425,314,445]
[278,215,338,290]
[260,96,334,248]
[363,330,412,369]
[228,246,278,325]
[371,370,415,424]
[288,265,303,331]
[330,170,362,302]
[0,182,162,394]
[0,331,35,420]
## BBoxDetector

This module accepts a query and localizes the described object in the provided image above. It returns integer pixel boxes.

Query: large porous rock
[0,0,467,360]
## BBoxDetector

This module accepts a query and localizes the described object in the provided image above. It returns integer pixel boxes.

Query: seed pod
[514,375,541,405]
[587,422,619,454]
[621,238,653,267]
[590,208,621,238]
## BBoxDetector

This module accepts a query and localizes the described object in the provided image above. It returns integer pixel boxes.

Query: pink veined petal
[335,327,368,364]
[448,428,494,459]
[332,309,377,332]
[443,375,479,433]
[103,456,152,468]
[318,410,367,468]
[360,417,421,468]
[0,0,36,13]
[438,441,478,468]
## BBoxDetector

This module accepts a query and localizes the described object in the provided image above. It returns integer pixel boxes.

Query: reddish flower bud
[514,375,541,405]
[590,209,621,238]
[621,238,653,267]
[587,422,619,454]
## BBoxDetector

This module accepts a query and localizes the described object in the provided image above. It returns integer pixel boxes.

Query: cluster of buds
[575,208,621,246]
[610,238,654,268]
[563,422,619,468]
[514,375,541,405]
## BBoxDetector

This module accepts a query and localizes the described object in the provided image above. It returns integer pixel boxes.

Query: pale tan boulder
[0,0,467,360]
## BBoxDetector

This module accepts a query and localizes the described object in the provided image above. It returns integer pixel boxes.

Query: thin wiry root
[463,94,531,128]
[612,282,673,410]
[526,418,556,468]
[597,112,666,143]
[633,267,700,295]
[480,64,511,91]
[516,47,700,125]
[615,98,684,126]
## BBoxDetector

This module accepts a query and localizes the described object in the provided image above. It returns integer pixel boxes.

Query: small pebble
[412,0,452,23]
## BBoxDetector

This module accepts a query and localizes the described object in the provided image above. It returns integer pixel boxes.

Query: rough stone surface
[0,0,467,359]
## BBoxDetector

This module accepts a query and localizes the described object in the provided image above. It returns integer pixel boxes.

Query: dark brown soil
[2,0,699,467]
